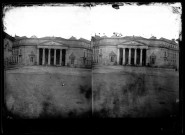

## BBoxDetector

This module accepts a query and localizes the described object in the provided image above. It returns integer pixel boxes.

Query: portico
[117,43,148,66]
[37,46,67,66]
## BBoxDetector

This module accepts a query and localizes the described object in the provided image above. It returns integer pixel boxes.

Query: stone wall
[23,46,37,65]
[4,38,13,66]
[66,48,92,68]
[99,46,117,65]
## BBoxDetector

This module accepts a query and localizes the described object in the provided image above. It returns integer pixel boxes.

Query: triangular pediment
[109,51,116,56]
[69,53,75,59]
[39,41,64,46]
[120,40,146,46]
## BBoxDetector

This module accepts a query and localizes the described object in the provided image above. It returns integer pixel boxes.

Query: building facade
[3,32,14,67]
[11,36,92,68]
[4,32,179,69]
[92,35,179,69]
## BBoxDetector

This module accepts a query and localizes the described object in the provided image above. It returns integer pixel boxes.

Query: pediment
[120,40,145,46]
[39,41,64,46]
[109,51,116,56]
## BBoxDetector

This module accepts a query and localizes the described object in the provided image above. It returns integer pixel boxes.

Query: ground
[92,65,179,117]
[4,66,92,118]
[4,65,179,118]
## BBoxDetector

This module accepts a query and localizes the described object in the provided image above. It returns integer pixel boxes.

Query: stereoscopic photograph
[2,2,182,134]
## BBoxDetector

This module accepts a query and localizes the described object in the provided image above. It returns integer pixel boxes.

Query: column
[65,49,67,66]
[19,57,21,64]
[54,49,56,65]
[42,48,45,65]
[145,49,147,66]
[134,48,137,65]
[117,48,120,65]
[59,49,62,66]
[140,49,143,66]
[122,48,125,65]
[48,49,51,65]
[37,48,39,65]
[128,48,131,65]
[93,49,94,62]
[97,49,99,63]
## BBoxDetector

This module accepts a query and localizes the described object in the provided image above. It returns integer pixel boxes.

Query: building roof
[149,36,157,39]
[3,32,15,41]
[69,36,77,40]
[92,35,178,45]
[159,37,177,45]
[79,38,91,43]
[30,35,37,38]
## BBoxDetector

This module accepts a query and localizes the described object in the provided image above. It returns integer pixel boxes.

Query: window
[110,56,114,62]
[151,58,155,64]
[150,55,156,65]
[71,58,74,64]
[30,57,33,62]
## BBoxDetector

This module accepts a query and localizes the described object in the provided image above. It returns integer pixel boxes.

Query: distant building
[4,32,179,69]
[92,35,179,69]
[3,32,14,66]
[11,35,92,68]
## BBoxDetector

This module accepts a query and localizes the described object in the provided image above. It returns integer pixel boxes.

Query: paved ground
[4,65,179,118]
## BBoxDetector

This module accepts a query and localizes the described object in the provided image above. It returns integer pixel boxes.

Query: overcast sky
[3,3,181,40]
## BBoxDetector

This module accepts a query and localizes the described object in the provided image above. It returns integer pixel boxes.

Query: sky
[3,3,182,40]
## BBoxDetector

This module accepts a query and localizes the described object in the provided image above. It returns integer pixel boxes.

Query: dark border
[1,2,183,135]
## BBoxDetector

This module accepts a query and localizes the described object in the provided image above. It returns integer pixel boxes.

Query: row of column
[38,48,63,66]
[117,48,144,66]
[9,56,20,64]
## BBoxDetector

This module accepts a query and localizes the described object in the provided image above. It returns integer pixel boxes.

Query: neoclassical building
[3,32,14,66]
[92,35,179,69]
[11,35,92,68]
[4,32,179,69]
